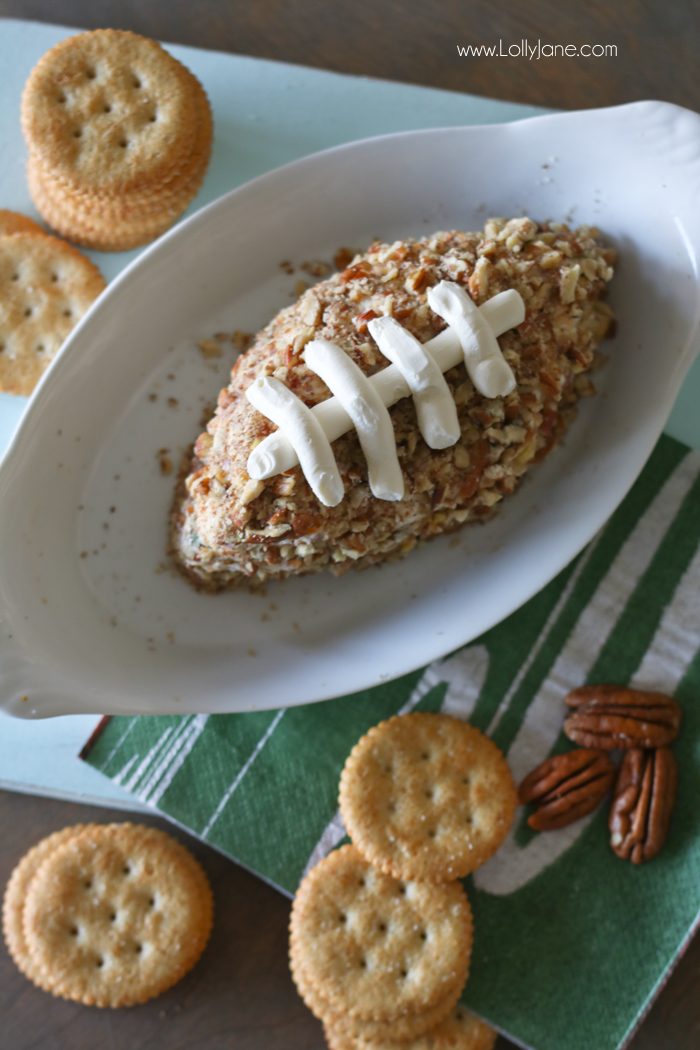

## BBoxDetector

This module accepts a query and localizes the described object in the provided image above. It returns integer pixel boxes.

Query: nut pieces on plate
[519,684,681,863]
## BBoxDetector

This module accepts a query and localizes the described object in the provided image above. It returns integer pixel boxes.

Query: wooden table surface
[0,2,698,1048]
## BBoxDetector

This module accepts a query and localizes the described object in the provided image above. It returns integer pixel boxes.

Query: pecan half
[563,685,681,749]
[609,748,677,863]
[518,749,615,831]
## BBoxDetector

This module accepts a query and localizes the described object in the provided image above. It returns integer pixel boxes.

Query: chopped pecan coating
[172,219,615,589]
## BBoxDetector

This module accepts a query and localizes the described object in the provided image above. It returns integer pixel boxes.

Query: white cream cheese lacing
[245,279,525,507]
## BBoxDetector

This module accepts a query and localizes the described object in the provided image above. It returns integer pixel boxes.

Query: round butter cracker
[21,29,200,195]
[324,1005,497,1049]
[290,932,459,1041]
[27,157,201,252]
[289,844,472,1023]
[339,713,517,882]
[26,63,212,251]
[0,210,45,237]
[0,231,105,395]
[3,824,95,988]
[22,823,213,1007]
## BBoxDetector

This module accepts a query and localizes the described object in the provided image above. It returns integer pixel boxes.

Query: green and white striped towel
[82,433,700,1050]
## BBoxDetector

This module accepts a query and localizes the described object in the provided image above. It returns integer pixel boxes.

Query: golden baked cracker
[289,845,472,1023]
[289,934,341,1024]
[28,64,212,216]
[290,933,458,1041]
[0,232,105,395]
[27,71,212,251]
[30,80,211,223]
[21,30,201,195]
[26,59,208,206]
[27,159,202,252]
[324,1005,496,1049]
[0,210,45,237]
[29,150,204,219]
[3,825,96,987]
[22,823,213,1007]
[339,714,517,882]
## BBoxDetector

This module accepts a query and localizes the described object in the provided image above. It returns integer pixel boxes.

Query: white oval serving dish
[1,100,699,718]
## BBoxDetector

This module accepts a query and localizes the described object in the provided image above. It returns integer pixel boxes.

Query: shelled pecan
[518,748,615,831]
[609,748,677,863]
[563,685,681,749]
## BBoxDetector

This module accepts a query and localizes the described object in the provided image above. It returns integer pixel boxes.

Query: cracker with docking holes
[3,825,97,988]
[21,30,200,194]
[21,30,212,251]
[289,844,472,1023]
[27,62,211,217]
[339,713,517,882]
[0,210,45,237]
[0,231,105,395]
[290,932,459,1042]
[20,823,213,1007]
[324,1005,497,1050]
[26,68,212,252]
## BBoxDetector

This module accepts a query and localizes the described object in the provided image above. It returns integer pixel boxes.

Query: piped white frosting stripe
[247,288,524,483]
[304,337,404,501]
[245,284,525,506]
[245,375,344,507]
[427,281,516,398]
[367,315,461,450]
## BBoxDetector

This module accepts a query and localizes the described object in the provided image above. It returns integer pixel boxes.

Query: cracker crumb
[198,339,222,359]
[231,330,252,352]
[157,448,173,475]
[300,259,331,278]
[333,247,355,270]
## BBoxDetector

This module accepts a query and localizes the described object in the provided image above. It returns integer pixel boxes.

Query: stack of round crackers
[2,822,213,1007]
[21,29,212,251]
[290,713,517,1048]
[0,209,105,395]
